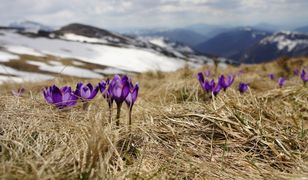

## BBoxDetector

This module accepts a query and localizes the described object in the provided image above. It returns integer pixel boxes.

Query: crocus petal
[51,85,62,104]
[197,72,204,84]
[121,80,130,100]
[99,81,106,93]
[213,84,221,96]
[131,83,139,103]
[88,85,99,100]
[43,88,53,104]
[81,86,91,99]
[87,83,93,92]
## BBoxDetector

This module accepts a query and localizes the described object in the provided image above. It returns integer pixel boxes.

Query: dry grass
[0,58,308,179]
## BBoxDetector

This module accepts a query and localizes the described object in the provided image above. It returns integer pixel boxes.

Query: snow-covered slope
[0,26,212,84]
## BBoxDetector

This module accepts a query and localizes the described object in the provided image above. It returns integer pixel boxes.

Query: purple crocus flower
[278,77,286,88]
[125,80,139,125]
[43,85,77,109]
[198,72,213,93]
[268,74,274,80]
[125,82,139,109]
[110,75,130,105]
[238,82,248,94]
[108,75,130,126]
[75,82,99,102]
[218,75,234,91]
[301,69,308,84]
[11,88,25,97]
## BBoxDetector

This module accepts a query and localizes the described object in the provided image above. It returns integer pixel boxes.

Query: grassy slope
[0,57,308,179]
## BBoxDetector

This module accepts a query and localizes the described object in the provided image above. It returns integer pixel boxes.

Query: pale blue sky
[0,0,307,30]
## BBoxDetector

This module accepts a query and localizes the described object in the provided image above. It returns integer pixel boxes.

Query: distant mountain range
[194,27,271,59]
[239,32,308,63]
[136,28,206,47]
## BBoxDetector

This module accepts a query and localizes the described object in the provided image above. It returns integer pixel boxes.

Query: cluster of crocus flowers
[197,72,235,97]
[42,74,139,126]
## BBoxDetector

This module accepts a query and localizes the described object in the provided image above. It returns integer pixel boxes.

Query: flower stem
[82,102,89,110]
[116,103,122,126]
[128,107,132,126]
[108,102,112,124]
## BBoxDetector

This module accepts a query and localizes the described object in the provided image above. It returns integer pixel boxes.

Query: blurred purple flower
[43,85,77,109]
[268,73,275,80]
[204,70,211,77]
[11,88,25,97]
[301,69,308,84]
[75,82,99,102]
[278,77,286,88]
[218,74,234,91]
[238,83,248,94]
[294,68,299,76]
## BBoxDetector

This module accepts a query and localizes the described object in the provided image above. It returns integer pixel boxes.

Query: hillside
[0,23,213,84]
[0,57,308,179]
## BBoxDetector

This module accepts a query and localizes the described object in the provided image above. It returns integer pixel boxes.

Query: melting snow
[0,64,53,84]
[0,30,187,73]
[94,67,126,75]
[5,45,44,56]
[0,51,19,62]
[60,33,108,44]
[27,61,102,78]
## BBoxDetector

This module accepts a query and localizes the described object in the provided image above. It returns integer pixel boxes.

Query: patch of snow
[0,64,53,84]
[0,51,19,62]
[0,75,23,84]
[27,60,102,78]
[94,67,126,75]
[5,45,44,56]
[260,33,308,52]
[60,33,108,44]
[149,38,168,48]
[0,30,188,72]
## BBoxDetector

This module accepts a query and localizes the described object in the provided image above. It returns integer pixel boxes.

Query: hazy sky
[0,0,307,30]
